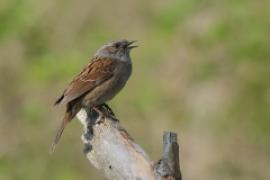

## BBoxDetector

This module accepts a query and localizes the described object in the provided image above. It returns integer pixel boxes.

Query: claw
[93,107,105,124]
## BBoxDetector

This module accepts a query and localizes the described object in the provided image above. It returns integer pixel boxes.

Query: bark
[76,105,182,180]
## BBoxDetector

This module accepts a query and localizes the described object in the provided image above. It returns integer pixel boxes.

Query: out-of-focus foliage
[0,0,269,179]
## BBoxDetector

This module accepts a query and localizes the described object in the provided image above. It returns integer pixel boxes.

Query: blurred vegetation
[0,0,269,179]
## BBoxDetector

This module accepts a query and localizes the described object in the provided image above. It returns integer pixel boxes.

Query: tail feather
[50,121,66,153]
[50,112,73,153]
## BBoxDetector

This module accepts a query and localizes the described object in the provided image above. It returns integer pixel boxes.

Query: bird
[51,40,137,152]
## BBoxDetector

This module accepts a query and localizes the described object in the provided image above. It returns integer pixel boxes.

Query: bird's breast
[110,62,132,94]
[82,62,132,106]
[115,62,132,82]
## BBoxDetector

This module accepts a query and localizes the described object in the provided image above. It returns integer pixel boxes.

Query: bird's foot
[92,104,118,124]
[101,103,118,121]
[92,106,106,124]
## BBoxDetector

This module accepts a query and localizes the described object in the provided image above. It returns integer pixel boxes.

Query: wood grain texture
[76,105,182,180]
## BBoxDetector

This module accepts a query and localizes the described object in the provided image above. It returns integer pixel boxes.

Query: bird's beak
[127,40,138,49]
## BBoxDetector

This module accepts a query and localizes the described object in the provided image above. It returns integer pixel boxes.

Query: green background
[0,0,269,179]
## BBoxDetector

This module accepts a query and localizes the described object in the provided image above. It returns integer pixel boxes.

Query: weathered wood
[76,105,182,180]
[154,132,182,180]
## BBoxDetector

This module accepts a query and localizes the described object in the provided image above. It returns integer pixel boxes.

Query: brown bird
[52,40,137,152]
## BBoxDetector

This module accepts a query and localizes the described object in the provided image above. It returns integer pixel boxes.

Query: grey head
[95,40,137,62]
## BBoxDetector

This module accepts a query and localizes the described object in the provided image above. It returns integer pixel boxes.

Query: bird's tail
[50,112,73,153]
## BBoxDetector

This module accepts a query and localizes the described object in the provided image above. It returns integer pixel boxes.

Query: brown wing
[55,57,117,105]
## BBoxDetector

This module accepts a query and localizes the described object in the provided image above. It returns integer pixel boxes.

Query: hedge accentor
[52,40,137,151]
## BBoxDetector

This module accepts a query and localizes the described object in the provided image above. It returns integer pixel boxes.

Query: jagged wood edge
[76,105,182,180]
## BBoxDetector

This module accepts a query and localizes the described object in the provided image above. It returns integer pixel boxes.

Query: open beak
[127,40,138,49]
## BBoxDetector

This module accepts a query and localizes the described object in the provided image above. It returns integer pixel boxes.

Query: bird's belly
[82,65,131,107]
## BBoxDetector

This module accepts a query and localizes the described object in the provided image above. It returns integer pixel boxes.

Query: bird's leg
[101,103,118,121]
[92,106,106,124]
[93,104,118,124]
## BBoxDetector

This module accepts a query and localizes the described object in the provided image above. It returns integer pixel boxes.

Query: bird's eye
[114,43,120,49]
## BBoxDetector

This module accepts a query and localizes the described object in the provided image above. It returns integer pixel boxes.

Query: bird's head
[95,40,137,61]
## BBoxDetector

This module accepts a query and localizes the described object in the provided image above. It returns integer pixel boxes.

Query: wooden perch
[76,105,182,180]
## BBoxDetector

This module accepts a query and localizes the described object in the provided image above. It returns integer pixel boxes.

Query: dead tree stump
[76,105,182,180]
